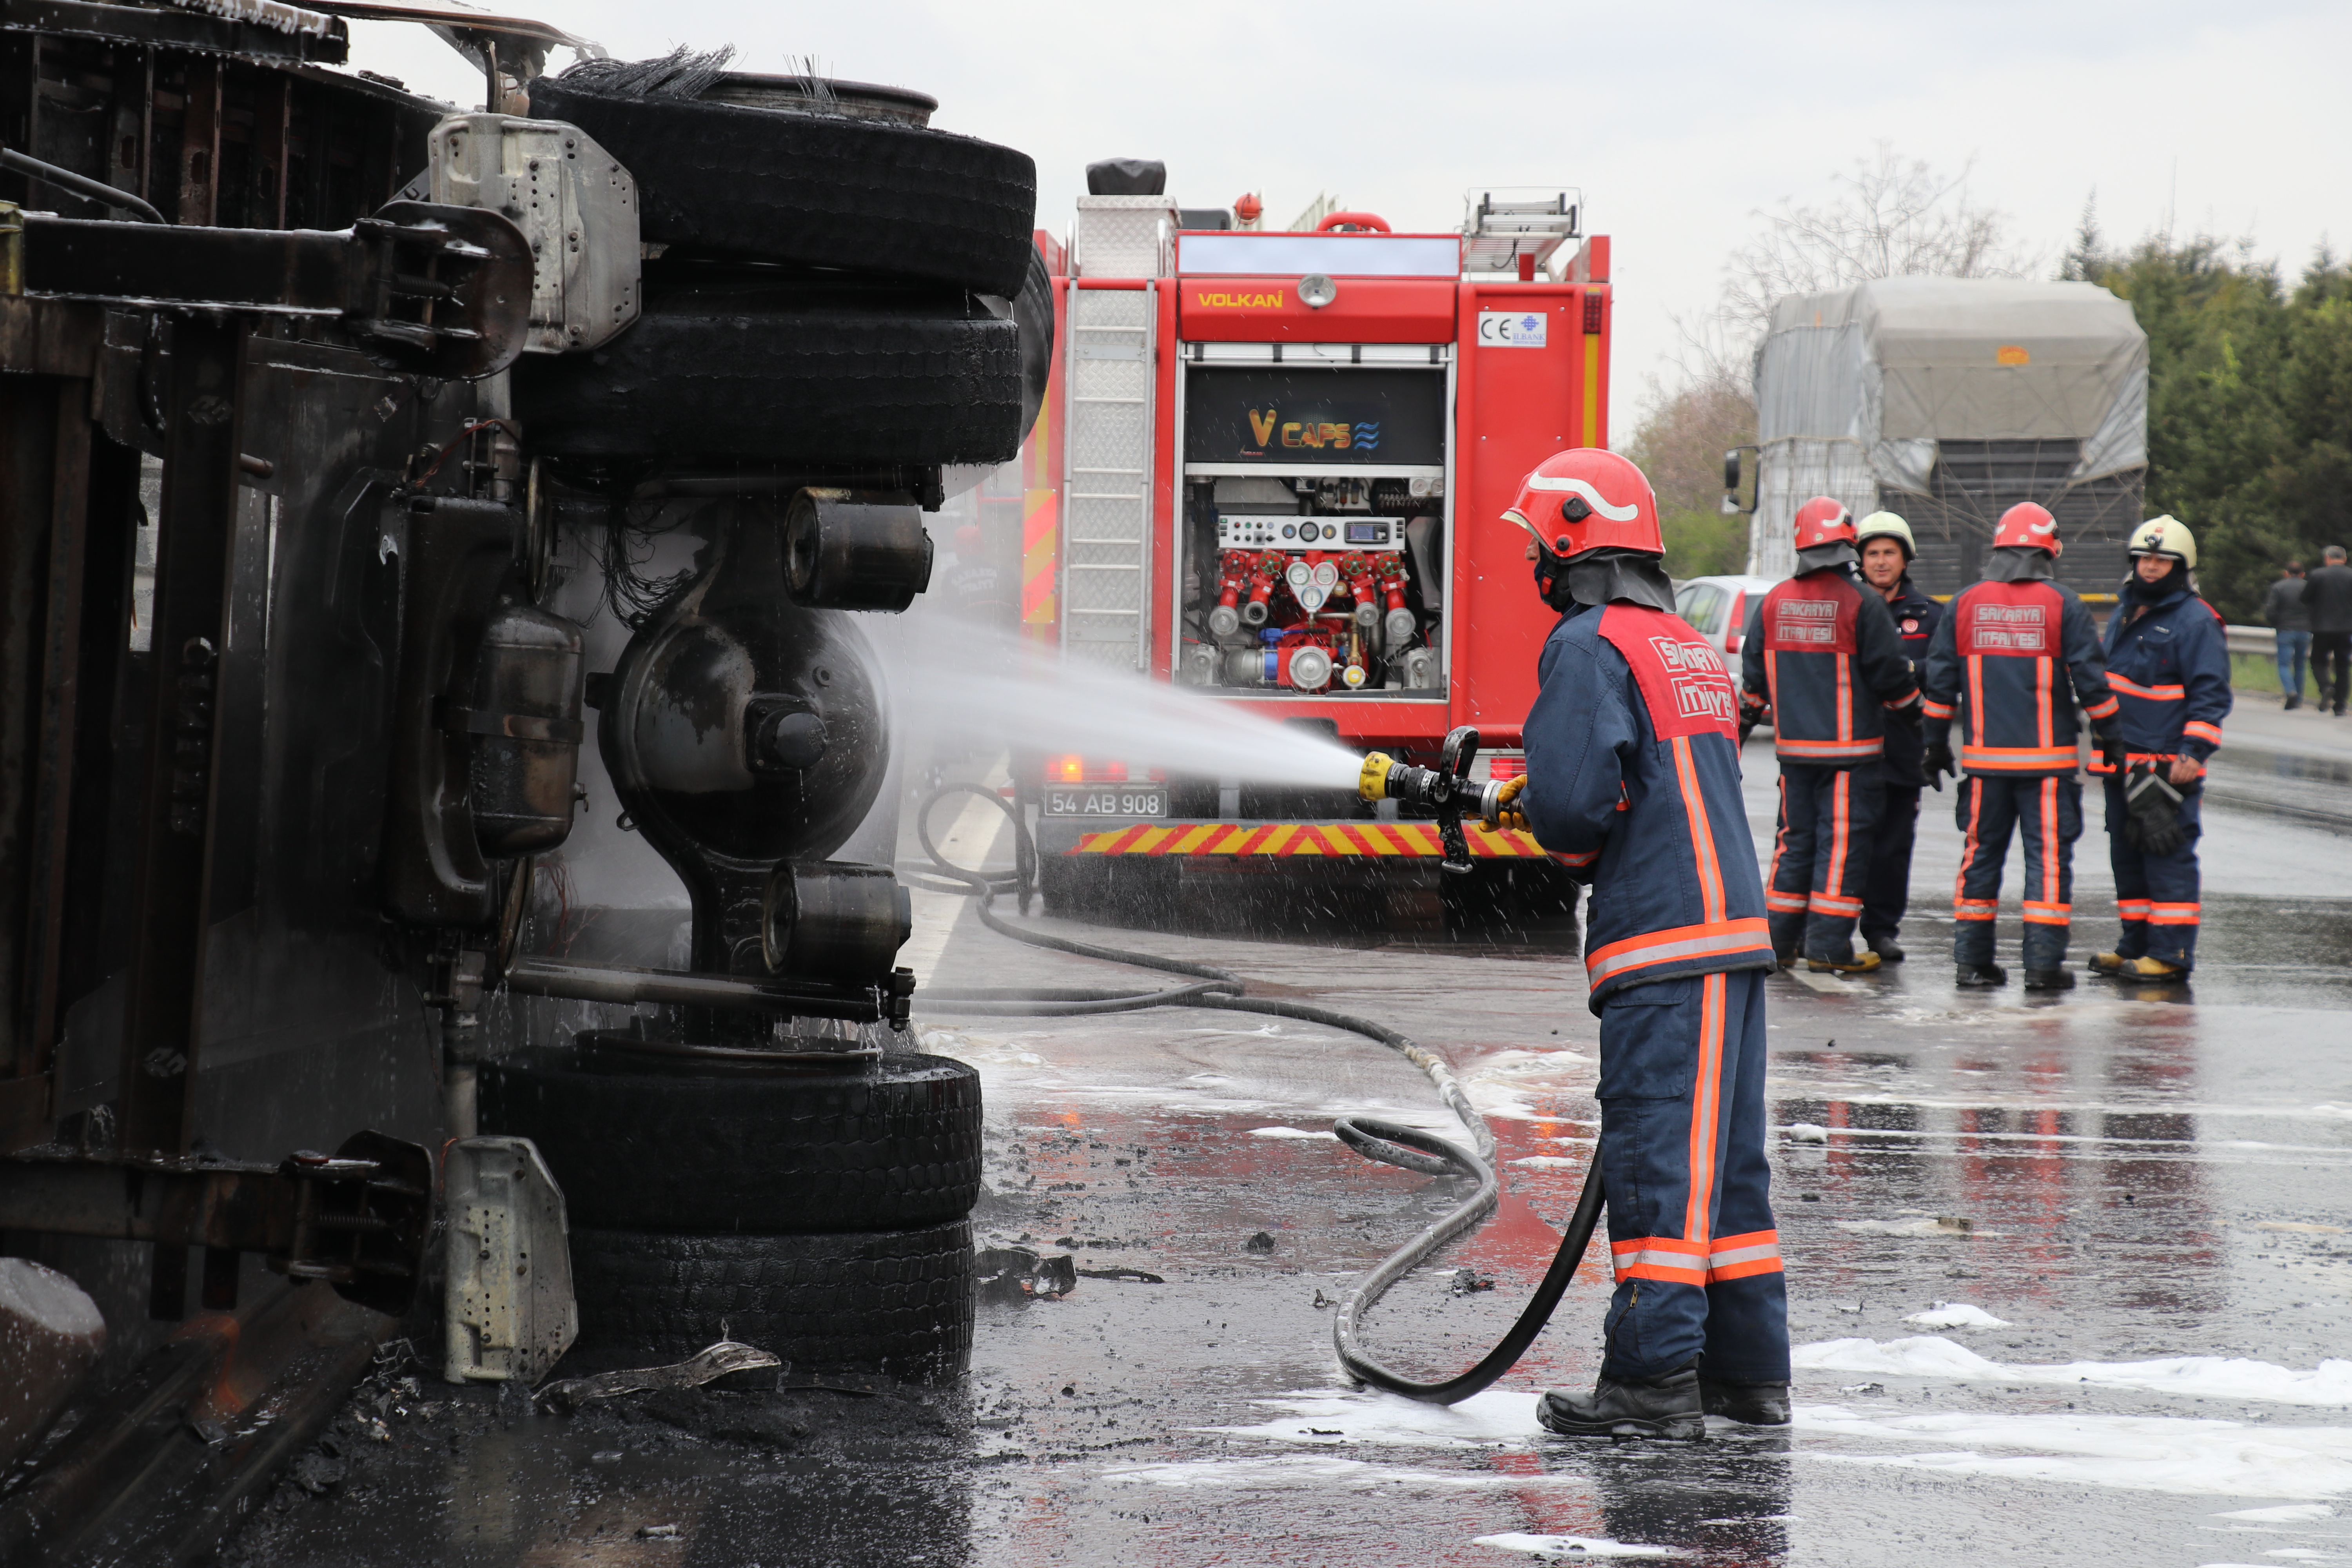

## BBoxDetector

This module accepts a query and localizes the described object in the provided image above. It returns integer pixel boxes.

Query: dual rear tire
[481,1050,984,1379]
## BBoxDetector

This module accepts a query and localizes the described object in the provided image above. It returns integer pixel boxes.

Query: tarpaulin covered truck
[1014,173,1611,917]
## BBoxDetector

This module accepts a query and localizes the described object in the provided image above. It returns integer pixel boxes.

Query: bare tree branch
[1709,142,2038,383]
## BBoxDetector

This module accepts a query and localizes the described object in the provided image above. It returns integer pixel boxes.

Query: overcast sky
[351,0,2350,432]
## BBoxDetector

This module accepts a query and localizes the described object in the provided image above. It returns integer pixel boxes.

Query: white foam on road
[1512,1155,1588,1168]
[1795,1336,2352,1407]
[1248,1126,1338,1140]
[1834,1217,1996,1238]
[1205,1388,1541,1450]
[1103,1455,1538,1491]
[1798,1404,2352,1499]
[1902,1303,2012,1329]
[1474,1533,1679,1558]
[2216,1503,2336,1521]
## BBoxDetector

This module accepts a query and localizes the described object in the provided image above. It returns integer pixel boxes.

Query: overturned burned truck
[0,6,1043,1557]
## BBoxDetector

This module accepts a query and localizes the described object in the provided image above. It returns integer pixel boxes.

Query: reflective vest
[1739,567,1920,766]
[1921,577,2117,777]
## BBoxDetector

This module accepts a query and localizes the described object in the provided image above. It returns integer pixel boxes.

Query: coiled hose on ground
[908,782,1607,1405]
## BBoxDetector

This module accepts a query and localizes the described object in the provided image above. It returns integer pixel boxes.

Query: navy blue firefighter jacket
[2094,579,2232,773]
[1521,599,1776,1016]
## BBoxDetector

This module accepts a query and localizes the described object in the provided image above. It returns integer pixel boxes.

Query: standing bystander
[2305,546,2352,717]
[2266,561,2312,709]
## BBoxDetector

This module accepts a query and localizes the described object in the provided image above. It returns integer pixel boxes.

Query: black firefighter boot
[1538,1359,1705,1441]
[1700,1376,1792,1426]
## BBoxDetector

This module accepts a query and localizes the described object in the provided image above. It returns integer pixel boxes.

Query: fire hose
[909,764,1607,1406]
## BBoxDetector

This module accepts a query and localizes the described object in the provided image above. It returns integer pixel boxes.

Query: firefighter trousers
[1596,968,1788,1383]
[1953,775,2082,971]
[2103,778,2203,967]
[1860,782,1922,948]
[1766,763,1882,960]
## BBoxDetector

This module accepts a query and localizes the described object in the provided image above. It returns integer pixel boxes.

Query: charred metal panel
[115,315,246,1156]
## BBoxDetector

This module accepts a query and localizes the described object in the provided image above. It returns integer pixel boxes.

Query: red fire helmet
[1792,496,1856,551]
[1993,501,2062,556]
[1500,449,1662,559]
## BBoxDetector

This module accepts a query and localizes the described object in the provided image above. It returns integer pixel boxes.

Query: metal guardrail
[2225,624,2276,658]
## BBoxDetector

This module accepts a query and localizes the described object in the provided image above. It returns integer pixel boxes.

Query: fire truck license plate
[1044,788,1166,818]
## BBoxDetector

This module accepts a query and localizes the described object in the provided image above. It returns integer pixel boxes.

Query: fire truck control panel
[1014,177,1609,830]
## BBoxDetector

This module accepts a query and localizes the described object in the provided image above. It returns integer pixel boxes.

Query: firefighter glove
[1493,773,1529,833]
[1923,741,1955,789]
[2092,727,2127,775]
[2123,762,2187,855]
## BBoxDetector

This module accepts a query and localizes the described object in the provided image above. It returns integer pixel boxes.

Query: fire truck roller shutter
[512,280,1024,464]
[529,71,1038,297]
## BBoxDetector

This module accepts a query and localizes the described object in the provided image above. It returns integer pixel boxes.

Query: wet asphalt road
[225,707,2352,1566]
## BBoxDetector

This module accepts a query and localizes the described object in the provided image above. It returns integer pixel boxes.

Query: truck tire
[510,286,1023,465]
[566,1221,976,1377]
[478,1050,982,1234]
[1011,243,1054,441]
[527,74,1036,297]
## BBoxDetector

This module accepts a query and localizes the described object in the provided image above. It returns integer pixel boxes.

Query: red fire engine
[1009,177,1612,911]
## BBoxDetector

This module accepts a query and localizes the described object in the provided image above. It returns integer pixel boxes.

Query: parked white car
[1673,574,1779,659]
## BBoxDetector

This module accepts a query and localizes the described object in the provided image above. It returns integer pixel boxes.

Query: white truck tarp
[1747,276,2148,578]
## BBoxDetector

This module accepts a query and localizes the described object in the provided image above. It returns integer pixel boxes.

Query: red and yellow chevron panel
[1065,820,1551,858]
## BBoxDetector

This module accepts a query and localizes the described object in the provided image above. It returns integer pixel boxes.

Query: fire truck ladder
[1061,284,1156,672]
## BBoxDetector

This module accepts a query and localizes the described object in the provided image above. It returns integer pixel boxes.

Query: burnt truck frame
[0,4,1007,1557]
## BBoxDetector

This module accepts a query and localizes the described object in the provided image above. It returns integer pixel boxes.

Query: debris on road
[977,1246,1079,1300]
[538,1340,785,1411]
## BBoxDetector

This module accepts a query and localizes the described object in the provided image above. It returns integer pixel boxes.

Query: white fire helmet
[2129,515,2197,569]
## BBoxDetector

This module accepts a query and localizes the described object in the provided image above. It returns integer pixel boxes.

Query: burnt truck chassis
[0,5,1023,1560]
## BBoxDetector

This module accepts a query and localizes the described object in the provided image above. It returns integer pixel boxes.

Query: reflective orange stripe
[2084,694,2120,720]
[1808,892,1862,915]
[2022,900,2072,925]
[2149,902,2201,925]
[1067,822,1553,858]
[1612,1236,1708,1287]
[1968,654,1985,747]
[1953,778,1985,914]
[1953,898,1998,920]
[2117,899,2152,920]
[1764,891,1809,912]
[1922,697,1955,720]
[1707,1229,1784,1281]
[1583,918,1775,987]
[1824,768,1852,908]
[1776,736,1884,760]
[2036,654,2053,750]
[2184,720,2223,747]
[1960,745,2080,770]
[1672,737,1727,926]
[2032,780,2051,912]
[2109,675,2186,701]
[1766,775,1792,907]
[1684,972,1725,1245]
